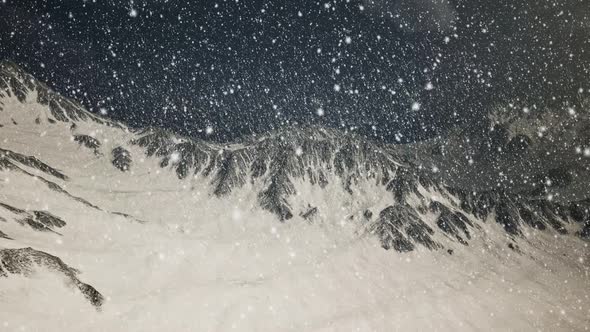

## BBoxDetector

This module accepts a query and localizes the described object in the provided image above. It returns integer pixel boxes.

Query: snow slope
[0,61,589,331]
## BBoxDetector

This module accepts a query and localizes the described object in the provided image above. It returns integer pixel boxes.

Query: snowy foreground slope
[0,61,589,331]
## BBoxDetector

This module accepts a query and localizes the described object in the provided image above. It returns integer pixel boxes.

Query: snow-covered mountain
[1,60,589,331]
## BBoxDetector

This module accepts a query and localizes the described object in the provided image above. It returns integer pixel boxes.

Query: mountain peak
[0,60,25,75]
[0,59,120,127]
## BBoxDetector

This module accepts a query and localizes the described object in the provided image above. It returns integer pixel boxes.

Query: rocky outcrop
[430,201,473,245]
[73,134,101,155]
[0,148,68,180]
[0,61,118,126]
[0,247,104,308]
[369,204,440,252]
[0,203,66,234]
[112,146,132,172]
[0,229,11,240]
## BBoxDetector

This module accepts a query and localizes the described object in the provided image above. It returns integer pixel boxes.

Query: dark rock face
[386,168,419,203]
[31,211,67,229]
[0,247,104,308]
[0,202,26,214]
[112,146,132,172]
[518,205,546,230]
[495,201,522,236]
[0,61,118,127]
[369,205,439,252]
[0,154,106,212]
[446,188,583,238]
[507,242,521,253]
[257,149,296,221]
[131,128,177,157]
[0,202,66,234]
[206,149,251,196]
[431,201,473,245]
[535,202,568,234]
[258,171,295,222]
[0,229,11,240]
[73,134,101,155]
[0,148,68,180]
[0,148,140,225]
[132,127,401,221]
[300,206,318,221]
[128,124,590,248]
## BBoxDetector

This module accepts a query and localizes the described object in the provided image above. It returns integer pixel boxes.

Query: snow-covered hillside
[0,60,589,331]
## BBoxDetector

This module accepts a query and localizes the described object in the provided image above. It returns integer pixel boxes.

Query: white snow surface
[0,84,589,332]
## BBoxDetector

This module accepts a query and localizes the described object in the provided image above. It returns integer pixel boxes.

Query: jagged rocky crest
[0,61,113,125]
[0,247,104,308]
[1,60,589,255]
[130,126,405,218]
[128,126,590,252]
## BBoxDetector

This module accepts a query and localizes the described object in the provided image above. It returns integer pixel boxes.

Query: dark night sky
[0,0,588,142]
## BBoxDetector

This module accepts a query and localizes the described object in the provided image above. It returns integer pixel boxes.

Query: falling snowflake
[170,152,180,163]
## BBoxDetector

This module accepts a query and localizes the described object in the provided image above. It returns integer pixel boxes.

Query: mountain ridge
[0,60,589,331]
[1,60,588,244]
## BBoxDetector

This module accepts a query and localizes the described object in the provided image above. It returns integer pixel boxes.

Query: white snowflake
[170,152,180,163]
